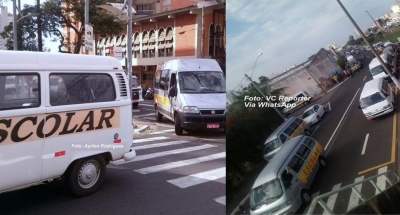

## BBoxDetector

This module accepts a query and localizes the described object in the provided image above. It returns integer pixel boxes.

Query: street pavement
[228,50,400,214]
[0,99,226,215]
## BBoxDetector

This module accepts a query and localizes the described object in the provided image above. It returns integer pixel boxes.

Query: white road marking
[363,75,367,81]
[327,79,347,93]
[303,191,320,215]
[311,125,320,137]
[132,109,141,112]
[134,152,226,174]
[132,136,169,143]
[376,166,388,195]
[155,123,175,128]
[324,102,331,111]
[361,133,369,155]
[134,113,155,117]
[139,103,154,107]
[325,88,360,151]
[347,176,364,212]
[167,167,225,188]
[143,108,154,111]
[214,196,226,205]
[143,117,156,120]
[322,183,341,215]
[132,140,190,150]
[150,129,175,134]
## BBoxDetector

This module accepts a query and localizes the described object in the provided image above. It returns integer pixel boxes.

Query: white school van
[153,58,226,135]
[0,51,136,197]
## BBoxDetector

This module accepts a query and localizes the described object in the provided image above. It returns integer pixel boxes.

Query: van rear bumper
[366,106,394,120]
[123,149,136,161]
[177,112,226,130]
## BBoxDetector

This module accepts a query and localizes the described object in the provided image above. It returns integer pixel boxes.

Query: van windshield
[360,92,385,109]
[370,65,385,76]
[178,71,226,93]
[302,109,314,119]
[263,138,281,154]
[250,178,283,211]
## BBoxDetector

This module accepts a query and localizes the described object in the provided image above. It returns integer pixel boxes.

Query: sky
[226,0,396,91]
[4,0,62,52]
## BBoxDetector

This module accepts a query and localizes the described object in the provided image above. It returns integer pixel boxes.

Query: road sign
[85,24,93,51]
[114,47,123,60]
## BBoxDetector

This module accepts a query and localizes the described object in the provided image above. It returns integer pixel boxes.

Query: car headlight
[383,104,392,109]
[183,106,200,113]
[366,112,373,116]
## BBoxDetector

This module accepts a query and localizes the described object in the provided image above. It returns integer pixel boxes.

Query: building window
[165,27,173,57]
[133,32,140,59]
[142,31,149,58]
[149,30,156,58]
[158,28,165,57]
[209,24,214,56]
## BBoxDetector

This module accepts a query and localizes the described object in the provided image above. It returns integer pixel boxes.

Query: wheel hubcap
[78,160,100,188]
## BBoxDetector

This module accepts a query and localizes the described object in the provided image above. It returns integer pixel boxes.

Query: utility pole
[84,0,89,54]
[336,0,400,90]
[127,0,133,97]
[12,0,17,50]
[37,0,42,51]
[201,6,204,58]
[244,74,287,120]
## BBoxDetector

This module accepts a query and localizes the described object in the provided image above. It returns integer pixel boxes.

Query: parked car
[301,104,328,125]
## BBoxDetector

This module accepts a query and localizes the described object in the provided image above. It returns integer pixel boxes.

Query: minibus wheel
[67,155,106,197]
[174,115,183,135]
[156,109,163,122]
[132,103,138,108]
[300,189,311,204]
[304,129,311,136]
[318,156,327,168]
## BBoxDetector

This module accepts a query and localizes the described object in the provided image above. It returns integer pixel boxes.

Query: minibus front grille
[200,109,225,115]
[185,117,225,123]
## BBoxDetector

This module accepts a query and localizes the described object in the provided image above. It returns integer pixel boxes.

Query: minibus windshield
[370,66,385,76]
[302,109,314,119]
[178,71,226,93]
[264,138,281,154]
[250,178,283,210]
[360,92,385,109]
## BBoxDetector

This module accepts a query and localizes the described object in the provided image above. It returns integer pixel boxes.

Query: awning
[149,45,155,49]
[121,39,127,46]
[142,45,148,50]
[149,33,155,42]
[158,36,165,42]
[134,46,140,51]
[115,36,122,46]
[158,44,165,49]
[165,43,173,48]
[122,48,126,52]
[142,38,149,43]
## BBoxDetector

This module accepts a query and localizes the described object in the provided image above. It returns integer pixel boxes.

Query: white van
[369,57,391,80]
[282,91,312,115]
[358,77,396,120]
[153,58,226,135]
[0,51,136,197]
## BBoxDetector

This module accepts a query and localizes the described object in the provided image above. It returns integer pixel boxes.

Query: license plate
[207,123,219,129]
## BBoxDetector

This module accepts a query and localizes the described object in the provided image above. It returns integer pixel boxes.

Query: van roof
[360,78,383,98]
[159,58,222,72]
[253,135,305,188]
[263,117,297,144]
[369,58,381,69]
[0,51,123,71]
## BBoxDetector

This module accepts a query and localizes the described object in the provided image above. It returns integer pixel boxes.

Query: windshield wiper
[192,73,205,87]
[251,196,280,209]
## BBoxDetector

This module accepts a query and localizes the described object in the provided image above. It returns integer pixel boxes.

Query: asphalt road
[0,131,226,215]
[231,51,400,214]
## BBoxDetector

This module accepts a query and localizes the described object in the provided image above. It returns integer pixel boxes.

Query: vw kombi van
[153,58,226,135]
[0,51,136,197]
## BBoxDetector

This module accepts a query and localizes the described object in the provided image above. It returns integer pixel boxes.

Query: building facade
[64,0,225,87]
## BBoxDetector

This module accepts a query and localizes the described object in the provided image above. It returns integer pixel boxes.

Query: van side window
[0,74,40,110]
[296,145,311,160]
[154,69,161,89]
[287,156,304,173]
[50,74,115,106]
[170,73,176,87]
[303,137,315,149]
[294,118,303,125]
[297,93,304,98]
[160,70,170,90]
[279,134,288,143]
[283,127,295,136]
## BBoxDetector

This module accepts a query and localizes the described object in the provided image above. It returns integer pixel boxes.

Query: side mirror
[168,86,177,97]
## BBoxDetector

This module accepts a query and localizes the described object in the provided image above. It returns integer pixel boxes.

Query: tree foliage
[226,81,285,198]
[336,55,346,70]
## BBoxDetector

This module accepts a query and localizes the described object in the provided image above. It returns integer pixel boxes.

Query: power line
[233,76,246,92]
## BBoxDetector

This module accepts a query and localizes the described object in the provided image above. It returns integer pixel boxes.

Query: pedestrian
[333,74,338,83]
[343,69,348,78]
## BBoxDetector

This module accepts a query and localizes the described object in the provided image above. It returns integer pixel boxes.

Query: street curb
[155,123,175,128]
[134,125,149,133]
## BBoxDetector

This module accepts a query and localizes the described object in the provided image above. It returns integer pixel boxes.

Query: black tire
[155,108,163,122]
[300,189,311,205]
[132,103,138,108]
[318,156,327,169]
[174,114,183,135]
[184,129,194,133]
[304,129,311,136]
[67,155,106,197]
[393,102,397,111]
[317,116,321,122]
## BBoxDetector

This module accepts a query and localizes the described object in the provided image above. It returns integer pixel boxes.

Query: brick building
[88,0,225,87]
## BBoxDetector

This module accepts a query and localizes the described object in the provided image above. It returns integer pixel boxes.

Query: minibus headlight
[183,106,200,113]
[383,104,392,109]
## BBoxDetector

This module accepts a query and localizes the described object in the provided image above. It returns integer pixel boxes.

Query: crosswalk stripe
[150,129,175,134]
[347,176,364,212]
[376,166,387,195]
[132,140,190,150]
[113,144,217,165]
[143,117,156,120]
[134,113,155,117]
[139,104,154,107]
[322,183,341,215]
[214,196,226,205]
[134,152,226,174]
[132,136,169,143]
[167,167,226,188]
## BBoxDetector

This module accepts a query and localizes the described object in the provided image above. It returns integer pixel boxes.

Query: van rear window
[0,74,40,110]
[50,73,116,106]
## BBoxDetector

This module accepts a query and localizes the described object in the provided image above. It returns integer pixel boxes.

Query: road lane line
[143,117,156,120]
[375,166,388,195]
[361,133,369,155]
[324,102,331,111]
[132,140,190,150]
[214,196,226,205]
[322,183,341,215]
[132,109,140,112]
[358,87,397,175]
[363,75,367,81]
[150,129,175,134]
[132,136,169,143]
[143,108,154,111]
[311,125,320,137]
[134,113,155,117]
[167,167,225,188]
[325,88,360,151]
[134,152,226,174]
[347,176,364,212]
[113,144,217,165]
[327,80,346,93]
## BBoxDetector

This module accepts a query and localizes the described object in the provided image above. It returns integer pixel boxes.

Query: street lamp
[366,10,389,42]
[250,52,262,79]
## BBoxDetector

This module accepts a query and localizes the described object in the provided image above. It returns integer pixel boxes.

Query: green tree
[336,56,346,70]
[258,75,269,84]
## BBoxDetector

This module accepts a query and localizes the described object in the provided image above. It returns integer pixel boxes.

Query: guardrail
[305,171,400,215]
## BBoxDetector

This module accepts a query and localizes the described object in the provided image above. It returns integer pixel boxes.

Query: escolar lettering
[0,109,116,144]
